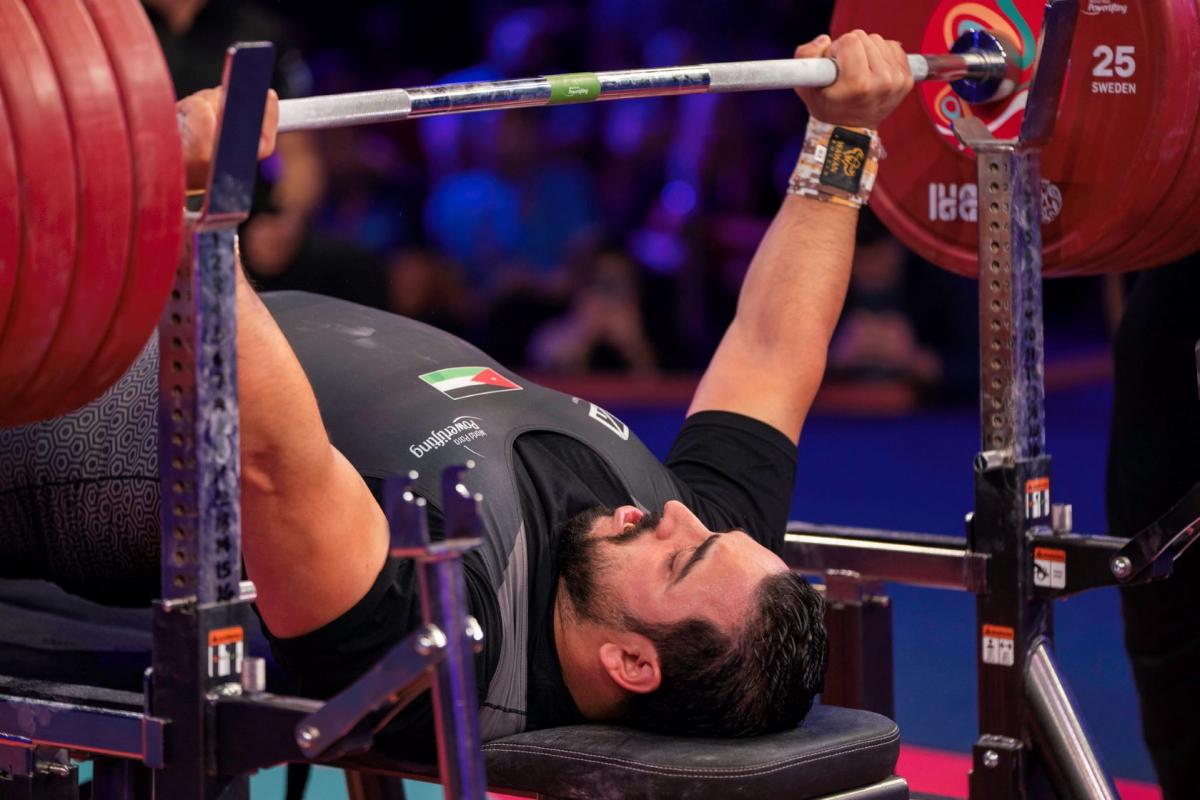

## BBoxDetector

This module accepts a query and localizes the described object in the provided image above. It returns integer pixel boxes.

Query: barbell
[274,39,1018,132]
[0,0,1196,428]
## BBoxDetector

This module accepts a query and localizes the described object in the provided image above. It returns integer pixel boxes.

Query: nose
[654,500,708,542]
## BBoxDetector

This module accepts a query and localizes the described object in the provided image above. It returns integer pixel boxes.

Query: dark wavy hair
[624,570,828,737]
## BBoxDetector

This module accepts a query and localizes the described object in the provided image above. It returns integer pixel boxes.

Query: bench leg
[89,758,150,800]
[822,574,895,719]
[345,770,408,800]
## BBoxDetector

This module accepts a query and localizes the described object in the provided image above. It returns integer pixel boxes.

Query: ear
[599,634,661,695]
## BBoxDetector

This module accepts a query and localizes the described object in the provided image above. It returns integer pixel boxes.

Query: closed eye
[671,534,721,586]
[666,546,687,575]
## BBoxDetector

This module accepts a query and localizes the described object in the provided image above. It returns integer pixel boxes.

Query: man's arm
[183,89,390,638]
[688,196,856,444]
[235,269,390,639]
[688,32,914,444]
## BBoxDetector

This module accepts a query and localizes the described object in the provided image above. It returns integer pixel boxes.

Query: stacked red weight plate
[60,0,184,416]
[831,0,1200,278]
[0,1,79,424]
[0,89,17,360]
[0,0,182,427]
[10,0,135,420]
[1055,0,1200,273]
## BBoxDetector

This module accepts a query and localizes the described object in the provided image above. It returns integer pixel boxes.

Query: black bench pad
[345,705,900,800]
[482,706,898,800]
[0,580,152,692]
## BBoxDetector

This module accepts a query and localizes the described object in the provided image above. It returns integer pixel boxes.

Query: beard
[557,506,613,623]
[556,505,661,624]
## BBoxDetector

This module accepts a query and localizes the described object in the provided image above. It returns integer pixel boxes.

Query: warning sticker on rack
[208,626,245,679]
[1025,477,1051,520]
[982,624,1015,667]
[1033,547,1067,589]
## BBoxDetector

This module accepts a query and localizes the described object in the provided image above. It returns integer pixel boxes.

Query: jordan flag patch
[420,366,522,400]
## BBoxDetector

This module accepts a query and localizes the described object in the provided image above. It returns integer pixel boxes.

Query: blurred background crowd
[147,0,1111,407]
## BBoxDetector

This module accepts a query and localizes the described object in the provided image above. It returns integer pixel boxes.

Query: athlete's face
[560,500,788,633]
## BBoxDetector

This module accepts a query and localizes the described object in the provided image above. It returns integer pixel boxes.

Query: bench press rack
[3,2,1196,798]
[783,1,1200,797]
[0,45,489,800]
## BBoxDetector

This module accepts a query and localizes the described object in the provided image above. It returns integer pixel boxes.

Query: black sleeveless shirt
[260,293,798,751]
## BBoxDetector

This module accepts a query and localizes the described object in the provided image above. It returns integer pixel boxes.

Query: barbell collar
[947,29,1023,107]
[277,49,1016,133]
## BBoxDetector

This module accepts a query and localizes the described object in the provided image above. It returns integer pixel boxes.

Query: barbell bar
[277,32,1019,133]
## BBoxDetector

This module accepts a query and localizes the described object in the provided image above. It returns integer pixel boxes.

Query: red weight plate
[0,1,78,425]
[0,93,18,348]
[832,0,1193,278]
[1047,0,1200,274]
[66,0,184,409]
[1151,0,1200,266]
[12,0,135,420]
[1099,0,1200,271]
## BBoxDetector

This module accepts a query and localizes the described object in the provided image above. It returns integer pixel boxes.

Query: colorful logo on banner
[920,0,1040,150]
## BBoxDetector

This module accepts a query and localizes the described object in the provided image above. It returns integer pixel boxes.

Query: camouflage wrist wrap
[787,117,884,209]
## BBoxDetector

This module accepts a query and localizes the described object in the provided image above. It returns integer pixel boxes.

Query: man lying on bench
[0,31,913,755]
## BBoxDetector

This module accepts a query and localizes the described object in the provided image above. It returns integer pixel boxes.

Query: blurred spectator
[386,249,473,338]
[827,211,977,403]
[147,0,386,308]
[422,93,599,295]
[829,214,942,389]
[240,217,387,308]
[527,238,657,373]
